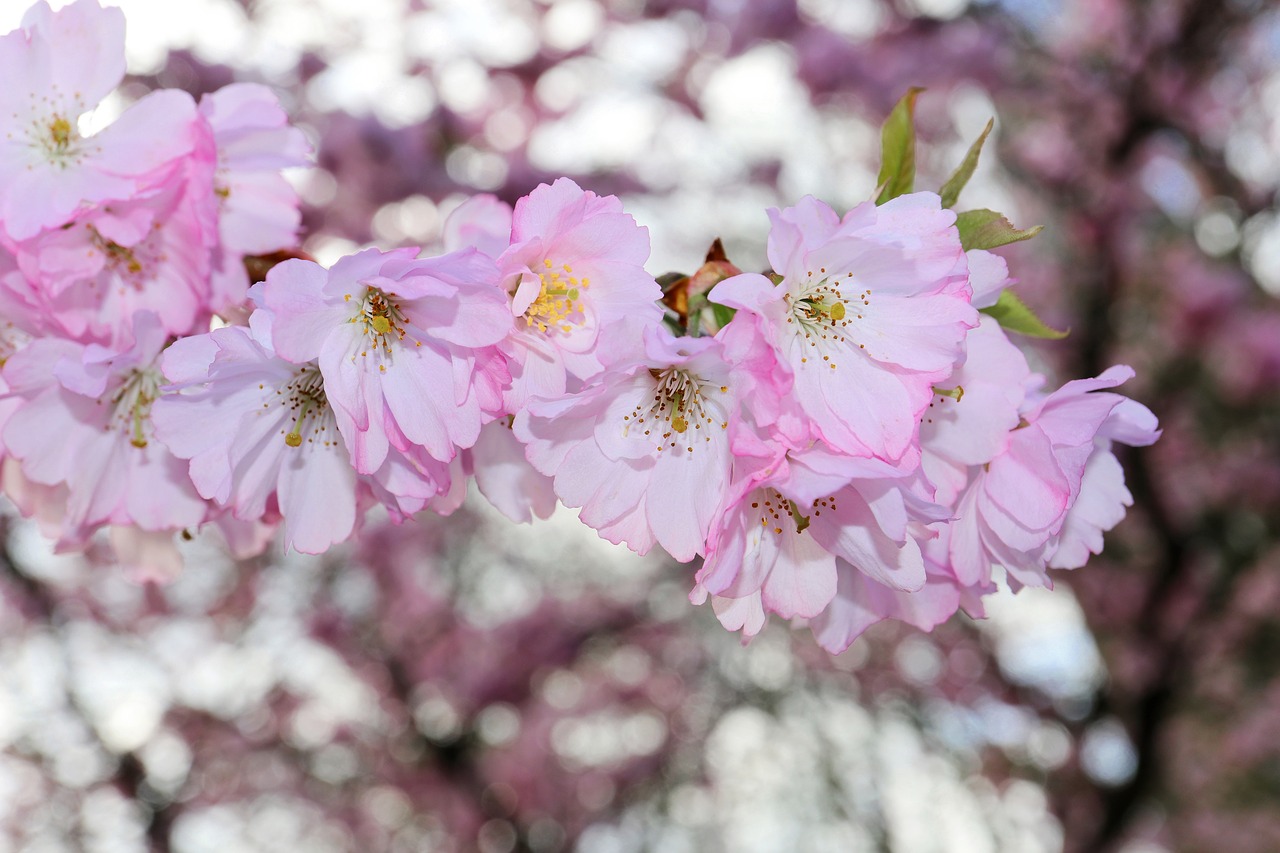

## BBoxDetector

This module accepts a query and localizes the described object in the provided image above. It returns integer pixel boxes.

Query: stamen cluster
[277,366,330,448]
[525,260,588,334]
[623,367,725,454]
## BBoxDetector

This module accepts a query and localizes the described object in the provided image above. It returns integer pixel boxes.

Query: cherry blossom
[514,328,740,560]
[947,366,1158,590]
[0,0,1163,674]
[497,178,662,410]
[9,171,215,346]
[0,0,198,240]
[692,444,941,636]
[198,82,312,314]
[150,319,361,555]
[710,194,978,462]
[0,311,207,550]
[256,248,511,475]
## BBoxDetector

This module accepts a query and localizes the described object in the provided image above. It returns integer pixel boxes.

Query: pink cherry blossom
[150,320,361,555]
[497,178,662,410]
[710,193,978,462]
[0,312,208,551]
[153,306,479,553]
[256,248,511,476]
[693,444,938,633]
[920,316,1035,507]
[809,561,965,654]
[1,457,72,543]
[513,328,739,560]
[198,82,311,313]
[0,0,1167,674]
[10,172,215,346]
[467,418,557,524]
[443,193,513,258]
[947,365,1155,589]
[441,195,563,521]
[967,248,1012,309]
[0,248,38,373]
[1049,397,1160,569]
[0,0,199,240]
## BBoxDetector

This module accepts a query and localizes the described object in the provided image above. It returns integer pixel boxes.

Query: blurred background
[0,0,1278,850]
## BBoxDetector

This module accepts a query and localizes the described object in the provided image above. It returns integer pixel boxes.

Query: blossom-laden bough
[0,0,1158,653]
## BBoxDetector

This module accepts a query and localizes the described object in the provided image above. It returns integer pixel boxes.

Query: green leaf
[875,87,924,205]
[955,209,1043,251]
[686,292,738,335]
[980,290,1068,339]
[939,118,994,209]
[685,293,708,337]
[711,303,736,329]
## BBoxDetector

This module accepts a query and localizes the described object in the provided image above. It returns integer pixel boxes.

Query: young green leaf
[980,290,1068,339]
[939,118,994,209]
[875,87,925,205]
[955,208,1043,251]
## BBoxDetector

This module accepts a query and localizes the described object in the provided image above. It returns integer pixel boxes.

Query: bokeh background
[0,0,1277,851]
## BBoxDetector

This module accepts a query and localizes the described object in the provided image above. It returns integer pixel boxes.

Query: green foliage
[685,293,707,337]
[980,290,1068,339]
[940,118,994,209]
[684,293,737,337]
[875,87,924,205]
[711,302,736,329]
[956,208,1043,251]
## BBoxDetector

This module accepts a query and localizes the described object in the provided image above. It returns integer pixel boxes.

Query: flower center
[276,366,334,447]
[347,286,410,358]
[621,367,728,455]
[88,224,147,279]
[110,368,162,449]
[30,111,87,167]
[48,116,72,151]
[524,259,590,334]
[784,271,871,370]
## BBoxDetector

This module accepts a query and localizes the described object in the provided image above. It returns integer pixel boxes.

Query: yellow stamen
[523,260,586,335]
[49,116,72,150]
[285,398,316,446]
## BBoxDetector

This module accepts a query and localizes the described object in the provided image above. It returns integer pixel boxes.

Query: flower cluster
[509,191,1159,652]
[0,0,1158,650]
[0,0,310,578]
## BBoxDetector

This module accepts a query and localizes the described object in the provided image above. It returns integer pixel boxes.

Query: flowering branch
[0,0,1158,660]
